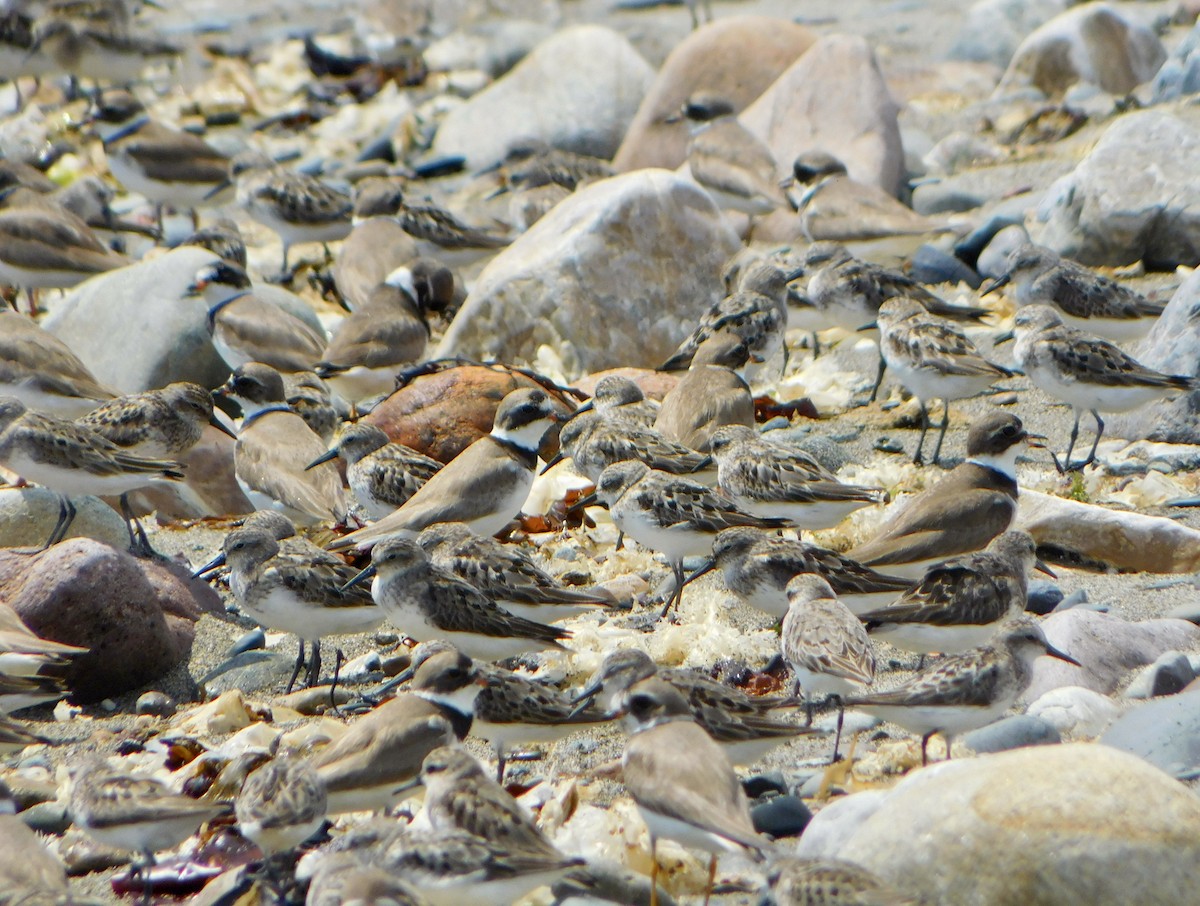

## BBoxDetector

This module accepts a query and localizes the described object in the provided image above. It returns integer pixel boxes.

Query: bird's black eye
[445,668,463,681]
[1002,425,1017,437]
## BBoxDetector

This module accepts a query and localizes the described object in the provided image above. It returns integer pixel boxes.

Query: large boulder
[1100,688,1200,777]
[825,745,1200,905]
[435,170,741,378]
[0,539,222,701]
[997,3,1166,97]
[613,16,815,173]
[430,25,654,170]
[739,34,904,196]
[0,489,128,550]
[1108,269,1200,443]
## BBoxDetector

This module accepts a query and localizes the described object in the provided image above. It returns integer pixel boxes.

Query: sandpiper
[690,526,913,619]
[767,856,923,906]
[0,777,71,900]
[331,388,562,550]
[876,297,1012,465]
[0,671,69,713]
[619,677,767,906]
[653,334,756,453]
[592,459,789,614]
[551,406,712,484]
[33,18,179,86]
[585,375,660,427]
[0,600,88,678]
[183,218,246,268]
[312,649,483,815]
[416,521,614,623]
[860,530,1042,656]
[342,538,570,661]
[485,139,615,197]
[844,618,1079,763]
[1009,304,1194,471]
[0,307,119,416]
[387,184,510,268]
[307,423,441,520]
[709,425,884,529]
[215,363,347,525]
[305,852,430,906]
[0,396,183,549]
[89,89,230,230]
[283,370,338,442]
[848,412,1035,579]
[235,755,327,860]
[781,574,876,761]
[985,243,1165,342]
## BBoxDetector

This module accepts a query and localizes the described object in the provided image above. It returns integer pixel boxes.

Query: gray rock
[1100,688,1200,777]
[1165,600,1200,624]
[200,650,297,696]
[910,182,986,216]
[135,690,175,717]
[1025,606,1200,701]
[1037,112,1200,268]
[751,794,811,838]
[19,801,72,836]
[976,223,1030,278]
[836,744,1200,904]
[1123,651,1196,699]
[430,25,654,170]
[1026,579,1064,614]
[423,20,553,78]
[962,714,1061,753]
[1109,269,1200,443]
[793,789,888,860]
[909,244,982,289]
[740,34,904,196]
[436,170,741,377]
[1150,19,1200,104]
[0,488,129,551]
[1026,685,1122,738]
[950,0,1071,68]
[997,4,1166,97]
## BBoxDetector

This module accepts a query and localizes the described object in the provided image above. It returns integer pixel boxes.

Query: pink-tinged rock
[574,369,680,402]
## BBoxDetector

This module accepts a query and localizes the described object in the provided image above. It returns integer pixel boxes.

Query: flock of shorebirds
[0,1,1195,905]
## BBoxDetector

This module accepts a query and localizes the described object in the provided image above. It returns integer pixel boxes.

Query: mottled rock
[1026,685,1121,737]
[1123,651,1196,699]
[0,539,221,701]
[950,0,1072,68]
[0,488,128,550]
[423,20,554,78]
[1109,269,1200,443]
[835,745,1200,904]
[1150,19,1200,103]
[740,34,904,197]
[961,713,1061,753]
[1037,112,1200,268]
[997,3,1166,97]
[430,26,654,170]
[435,171,741,378]
[364,365,575,464]
[1026,607,1200,700]
[613,16,815,172]
[1017,489,1200,573]
[1100,688,1200,777]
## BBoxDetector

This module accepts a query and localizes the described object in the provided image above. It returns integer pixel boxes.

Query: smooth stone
[135,691,175,717]
[975,222,1031,278]
[793,789,889,859]
[949,0,1072,68]
[19,801,72,836]
[574,368,680,402]
[1165,600,1200,624]
[228,628,267,657]
[0,488,128,551]
[1150,19,1200,103]
[1026,579,1064,615]
[613,16,815,173]
[961,713,1060,754]
[1026,607,1200,701]
[127,423,252,520]
[740,34,904,197]
[1050,589,1090,612]
[742,772,788,799]
[1100,687,1200,777]
[997,3,1166,97]
[908,244,982,289]
[199,650,297,696]
[837,745,1200,904]
[1037,111,1200,268]
[423,20,553,78]
[435,170,741,378]
[430,25,654,170]
[910,181,986,215]
[1017,489,1200,573]
[1122,651,1196,699]
[0,539,220,702]
[1026,685,1122,738]
[340,651,382,683]
[363,365,575,464]
[1109,269,1200,443]
[750,794,812,839]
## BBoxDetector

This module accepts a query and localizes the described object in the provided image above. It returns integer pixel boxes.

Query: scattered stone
[950,0,1072,69]
[1123,651,1196,699]
[228,628,267,657]
[1026,579,1064,615]
[430,26,654,170]
[997,4,1166,98]
[961,713,1060,753]
[277,685,355,715]
[910,182,986,216]
[1165,600,1200,625]
[18,801,71,836]
[1150,18,1200,104]
[750,794,811,838]
[740,34,904,196]
[0,488,128,551]
[0,540,220,702]
[793,789,889,859]
[200,651,297,697]
[363,365,576,463]
[874,437,905,454]
[974,223,1031,278]
[435,171,741,378]
[1100,688,1200,777]
[836,745,1200,904]
[742,772,788,799]
[1017,489,1200,573]
[339,651,383,683]
[1050,589,1090,613]
[1026,607,1200,700]
[613,16,815,172]
[1026,684,1122,738]
[135,691,175,717]
[908,244,982,289]
[1037,112,1200,268]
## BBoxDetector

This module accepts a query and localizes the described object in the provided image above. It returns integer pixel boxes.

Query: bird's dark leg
[44,495,76,549]
[495,743,507,785]
[931,398,951,466]
[913,400,929,465]
[921,731,934,766]
[1054,410,1082,473]
[703,853,717,906]
[286,639,306,694]
[120,493,158,558]
[829,695,845,763]
[329,648,344,713]
[868,353,887,403]
[1081,409,1104,469]
[659,559,685,618]
[307,639,322,688]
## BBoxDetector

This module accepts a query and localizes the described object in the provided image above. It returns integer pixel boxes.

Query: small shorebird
[584,375,660,427]
[552,405,712,483]
[767,856,923,906]
[305,852,430,906]
[1009,304,1194,471]
[307,423,441,520]
[235,755,327,861]
[0,307,118,416]
[844,618,1079,763]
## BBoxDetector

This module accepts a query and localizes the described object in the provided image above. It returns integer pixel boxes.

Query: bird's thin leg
[329,648,345,713]
[286,639,305,694]
[868,353,887,403]
[44,495,76,549]
[931,399,951,466]
[1081,410,1104,469]
[1056,410,1081,473]
[703,854,717,906]
[495,743,507,785]
[308,639,322,688]
[921,731,934,766]
[659,560,685,618]
[913,400,929,465]
[830,695,844,764]
[649,837,660,906]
